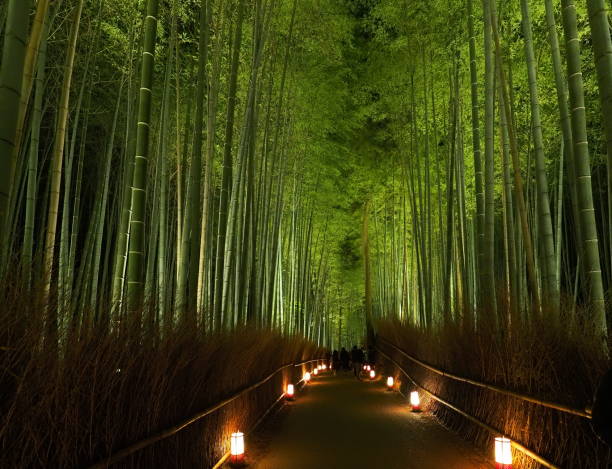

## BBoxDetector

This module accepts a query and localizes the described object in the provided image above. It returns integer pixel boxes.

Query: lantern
[366,365,371,372]
[303,372,311,383]
[386,376,394,390]
[322,364,327,370]
[286,384,295,400]
[410,391,420,411]
[495,437,512,468]
[230,432,245,464]
[363,365,367,371]
[313,368,319,376]
[369,369,376,379]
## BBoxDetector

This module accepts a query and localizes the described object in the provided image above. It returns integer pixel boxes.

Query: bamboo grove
[0,0,368,349]
[356,0,612,352]
[1,0,612,352]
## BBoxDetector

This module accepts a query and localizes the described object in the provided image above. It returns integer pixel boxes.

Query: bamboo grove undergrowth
[1,0,612,354]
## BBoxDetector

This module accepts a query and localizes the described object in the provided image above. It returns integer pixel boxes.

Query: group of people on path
[326,345,377,379]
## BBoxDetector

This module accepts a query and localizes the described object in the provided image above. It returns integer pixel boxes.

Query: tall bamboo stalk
[126,0,160,311]
[0,0,29,264]
[560,0,607,341]
[42,0,85,322]
[482,0,497,317]
[520,0,558,308]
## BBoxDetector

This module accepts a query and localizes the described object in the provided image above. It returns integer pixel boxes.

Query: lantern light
[363,365,367,371]
[366,365,371,372]
[495,437,512,468]
[303,372,311,383]
[230,432,245,464]
[313,368,319,376]
[369,369,376,379]
[286,383,295,400]
[386,376,394,390]
[322,364,327,370]
[410,391,421,412]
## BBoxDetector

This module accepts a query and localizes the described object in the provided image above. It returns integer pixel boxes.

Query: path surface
[249,372,493,469]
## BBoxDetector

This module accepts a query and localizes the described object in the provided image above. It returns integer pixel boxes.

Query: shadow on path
[246,372,493,469]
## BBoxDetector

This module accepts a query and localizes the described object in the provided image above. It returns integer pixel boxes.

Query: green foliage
[1,0,611,345]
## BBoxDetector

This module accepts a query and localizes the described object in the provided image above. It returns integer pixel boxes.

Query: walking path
[248,371,493,469]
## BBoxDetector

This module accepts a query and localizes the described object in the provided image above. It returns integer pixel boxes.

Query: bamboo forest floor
[239,372,493,469]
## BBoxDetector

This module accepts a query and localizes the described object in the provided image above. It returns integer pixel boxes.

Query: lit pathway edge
[212,368,314,468]
[379,336,592,418]
[377,347,559,469]
[85,358,322,469]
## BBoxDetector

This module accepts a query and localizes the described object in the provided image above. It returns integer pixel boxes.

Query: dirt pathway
[246,372,493,469]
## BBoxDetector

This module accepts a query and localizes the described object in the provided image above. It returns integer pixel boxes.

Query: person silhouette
[332,350,340,374]
[340,347,349,371]
[351,345,363,378]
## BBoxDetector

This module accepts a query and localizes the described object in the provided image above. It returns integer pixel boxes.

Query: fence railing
[377,347,559,469]
[378,336,592,418]
[211,359,321,468]
[86,358,323,469]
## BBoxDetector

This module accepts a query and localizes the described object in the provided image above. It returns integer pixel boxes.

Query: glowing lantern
[303,372,311,383]
[363,365,367,371]
[286,383,295,400]
[369,369,376,380]
[230,432,245,464]
[366,365,371,372]
[410,391,421,411]
[495,437,512,468]
[386,376,394,390]
[313,368,319,376]
[322,364,327,370]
